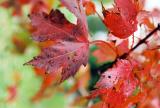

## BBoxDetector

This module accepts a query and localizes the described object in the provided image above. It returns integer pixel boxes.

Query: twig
[96,23,160,72]
[129,23,160,53]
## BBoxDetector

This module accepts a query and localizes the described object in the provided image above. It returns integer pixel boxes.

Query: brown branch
[129,24,160,53]
[96,23,160,72]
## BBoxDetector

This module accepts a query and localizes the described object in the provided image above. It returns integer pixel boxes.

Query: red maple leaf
[25,0,89,82]
[89,59,139,107]
[96,59,135,89]
[102,0,138,38]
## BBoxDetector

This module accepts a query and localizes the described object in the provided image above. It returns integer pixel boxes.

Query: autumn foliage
[102,0,138,38]
[4,0,159,107]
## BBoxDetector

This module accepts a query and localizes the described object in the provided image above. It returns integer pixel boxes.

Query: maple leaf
[102,0,138,38]
[91,40,129,63]
[89,59,139,107]
[96,59,134,89]
[92,41,117,63]
[25,0,89,82]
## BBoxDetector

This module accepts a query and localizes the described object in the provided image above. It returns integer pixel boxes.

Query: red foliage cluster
[24,0,160,107]
[89,59,139,108]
